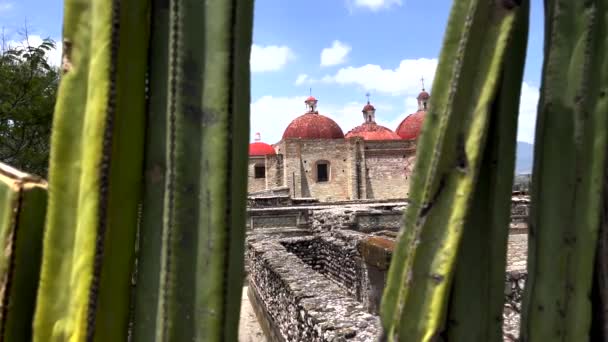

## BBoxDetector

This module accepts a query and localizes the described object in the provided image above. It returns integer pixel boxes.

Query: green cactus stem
[379,0,529,340]
[0,163,47,342]
[521,0,608,340]
[32,0,151,340]
[131,0,253,341]
[445,3,529,340]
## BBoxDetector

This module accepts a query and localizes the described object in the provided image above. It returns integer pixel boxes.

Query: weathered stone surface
[245,198,531,341]
[247,239,380,341]
[503,271,527,341]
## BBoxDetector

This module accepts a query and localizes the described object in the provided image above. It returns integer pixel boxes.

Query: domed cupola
[249,132,276,156]
[345,94,401,140]
[282,95,345,140]
[396,78,430,140]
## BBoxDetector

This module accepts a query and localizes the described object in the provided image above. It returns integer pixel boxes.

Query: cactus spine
[379,1,529,340]
[0,163,47,342]
[521,0,608,340]
[131,0,253,341]
[32,0,151,340]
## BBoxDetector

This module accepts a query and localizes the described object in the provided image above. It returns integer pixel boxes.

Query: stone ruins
[244,195,530,341]
[244,88,530,341]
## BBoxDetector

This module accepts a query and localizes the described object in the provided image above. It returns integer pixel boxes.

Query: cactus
[0,163,47,342]
[520,0,608,340]
[130,0,253,341]
[31,0,151,340]
[379,0,529,340]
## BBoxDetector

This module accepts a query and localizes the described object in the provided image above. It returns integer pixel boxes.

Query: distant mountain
[515,141,534,175]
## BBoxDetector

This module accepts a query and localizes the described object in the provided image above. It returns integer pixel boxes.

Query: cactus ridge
[380,1,530,340]
[0,164,47,342]
[85,0,121,340]
[521,0,608,339]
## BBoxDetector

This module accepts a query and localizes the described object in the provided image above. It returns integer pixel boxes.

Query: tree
[0,34,59,177]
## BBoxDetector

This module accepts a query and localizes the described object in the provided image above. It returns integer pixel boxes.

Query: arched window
[315,160,330,182]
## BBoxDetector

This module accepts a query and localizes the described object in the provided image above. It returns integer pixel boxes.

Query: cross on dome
[420,76,425,91]
[254,132,261,142]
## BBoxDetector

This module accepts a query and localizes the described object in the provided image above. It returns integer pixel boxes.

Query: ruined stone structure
[245,196,530,341]
[248,91,430,201]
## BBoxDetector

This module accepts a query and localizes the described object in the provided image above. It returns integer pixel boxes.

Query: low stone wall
[247,231,529,341]
[247,239,380,341]
[281,236,365,301]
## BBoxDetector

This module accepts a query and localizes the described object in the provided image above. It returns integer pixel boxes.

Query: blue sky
[0,0,543,144]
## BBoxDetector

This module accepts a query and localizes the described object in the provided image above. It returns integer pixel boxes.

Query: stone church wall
[362,140,416,200]
[280,139,355,201]
[264,153,283,189]
[248,157,266,193]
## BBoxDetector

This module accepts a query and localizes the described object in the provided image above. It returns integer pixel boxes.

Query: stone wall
[504,271,526,341]
[247,231,530,341]
[265,153,284,189]
[248,157,267,192]
[281,236,365,301]
[363,140,416,200]
[269,138,417,202]
[247,238,380,341]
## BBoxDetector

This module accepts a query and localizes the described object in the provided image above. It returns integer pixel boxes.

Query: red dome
[345,123,400,140]
[396,110,426,140]
[249,142,276,156]
[306,96,317,102]
[283,113,345,139]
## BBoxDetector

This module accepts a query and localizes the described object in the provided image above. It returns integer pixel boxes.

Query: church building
[248,88,430,202]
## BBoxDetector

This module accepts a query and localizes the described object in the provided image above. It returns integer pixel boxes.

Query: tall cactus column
[32,0,151,340]
[131,0,253,341]
[0,163,47,342]
[379,0,529,341]
[521,0,608,340]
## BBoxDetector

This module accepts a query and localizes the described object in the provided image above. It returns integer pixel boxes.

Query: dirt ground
[238,286,267,342]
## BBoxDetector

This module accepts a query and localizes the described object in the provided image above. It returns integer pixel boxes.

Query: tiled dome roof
[345,123,400,140]
[283,113,344,139]
[249,142,276,156]
[396,110,426,140]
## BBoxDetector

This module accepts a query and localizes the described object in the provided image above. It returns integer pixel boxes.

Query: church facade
[248,89,430,202]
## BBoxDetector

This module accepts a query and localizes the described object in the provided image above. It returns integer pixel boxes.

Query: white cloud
[295,74,309,85]
[517,82,539,143]
[348,0,402,11]
[250,44,294,72]
[250,81,539,145]
[250,95,401,144]
[320,40,351,67]
[250,96,308,144]
[6,35,62,67]
[320,58,438,96]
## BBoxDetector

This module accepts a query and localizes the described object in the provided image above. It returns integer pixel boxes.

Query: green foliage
[0,37,58,177]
